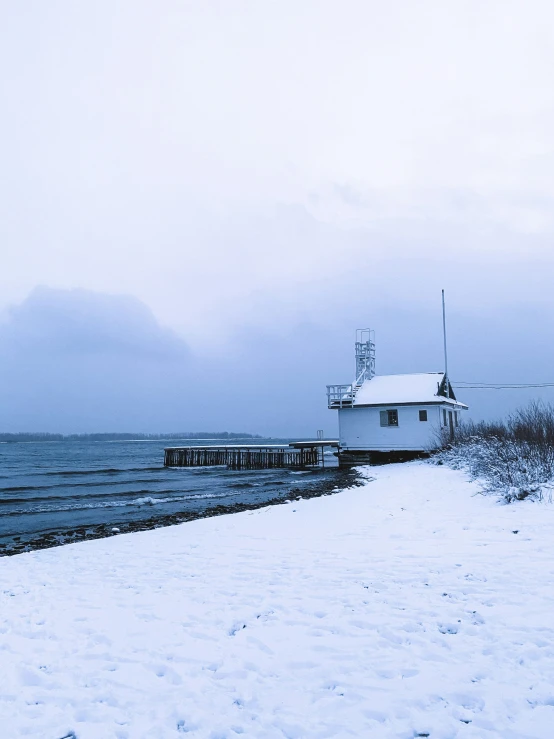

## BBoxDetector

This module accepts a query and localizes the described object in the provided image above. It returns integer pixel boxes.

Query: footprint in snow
[438,622,459,634]
[228,623,247,636]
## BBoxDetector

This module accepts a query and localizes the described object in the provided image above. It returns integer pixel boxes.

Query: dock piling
[164,442,338,470]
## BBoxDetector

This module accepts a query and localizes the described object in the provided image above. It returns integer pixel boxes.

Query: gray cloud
[1,286,188,360]
[0,289,195,433]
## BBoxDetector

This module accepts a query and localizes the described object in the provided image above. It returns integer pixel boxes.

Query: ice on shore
[1,462,554,738]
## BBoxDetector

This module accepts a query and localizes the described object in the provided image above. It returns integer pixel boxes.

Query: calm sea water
[0,438,341,552]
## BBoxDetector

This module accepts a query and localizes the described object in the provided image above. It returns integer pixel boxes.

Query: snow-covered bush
[434,402,554,503]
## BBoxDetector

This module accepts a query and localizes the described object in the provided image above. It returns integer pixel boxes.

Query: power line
[453,381,554,390]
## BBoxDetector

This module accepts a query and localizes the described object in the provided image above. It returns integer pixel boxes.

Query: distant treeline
[0,432,262,443]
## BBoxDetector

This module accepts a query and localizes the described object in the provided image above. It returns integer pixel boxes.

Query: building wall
[338,405,447,451]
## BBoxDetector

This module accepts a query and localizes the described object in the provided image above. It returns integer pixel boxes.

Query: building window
[380,409,398,427]
[419,410,428,422]
[455,411,459,427]
[443,409,447,426]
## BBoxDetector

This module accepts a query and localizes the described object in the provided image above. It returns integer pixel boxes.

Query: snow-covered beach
[2,462,554,739]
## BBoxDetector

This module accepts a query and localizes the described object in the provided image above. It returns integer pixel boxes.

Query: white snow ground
[1,462,554,739]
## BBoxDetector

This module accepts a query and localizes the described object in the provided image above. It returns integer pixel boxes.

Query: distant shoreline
[0,432,262,443]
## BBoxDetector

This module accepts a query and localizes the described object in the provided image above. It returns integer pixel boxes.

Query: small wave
[228,482,262,489]
[0,476,172,495]
[169,466,227,472]
[42,466,164,477]
[0,489,250,516]
[0,466,168,480]
[0,487,197,505]
[0,485,41,493]
[129,489,250,505]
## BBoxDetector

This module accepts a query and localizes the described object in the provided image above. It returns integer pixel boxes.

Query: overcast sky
[1,1,554,434]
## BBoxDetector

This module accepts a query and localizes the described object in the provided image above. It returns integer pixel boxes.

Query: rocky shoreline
[0,468,364,557]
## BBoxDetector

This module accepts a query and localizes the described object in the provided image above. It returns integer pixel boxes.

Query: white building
[327,330,468,465]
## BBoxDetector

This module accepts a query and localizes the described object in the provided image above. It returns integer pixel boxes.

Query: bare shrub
[433,401,554,503]
[508,401,554,445]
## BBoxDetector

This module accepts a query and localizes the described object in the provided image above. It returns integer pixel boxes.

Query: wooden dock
[164,441,339,470]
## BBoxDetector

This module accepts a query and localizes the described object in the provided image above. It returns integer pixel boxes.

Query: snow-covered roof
[353,373,468,408]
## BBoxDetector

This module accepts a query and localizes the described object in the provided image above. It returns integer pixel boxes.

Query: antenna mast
[442,289,449,398]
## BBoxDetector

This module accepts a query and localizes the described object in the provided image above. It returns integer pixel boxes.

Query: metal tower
[327,328,376,409]
[354,329,375,385]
